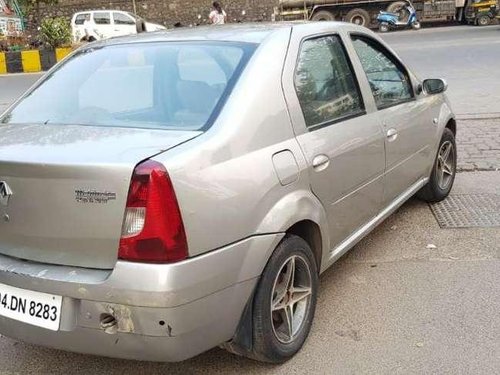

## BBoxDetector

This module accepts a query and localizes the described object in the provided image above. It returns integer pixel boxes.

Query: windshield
[1,42,255,131]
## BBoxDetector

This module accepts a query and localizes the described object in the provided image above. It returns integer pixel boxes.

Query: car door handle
[312,154,330,171]
[386,128,398,142]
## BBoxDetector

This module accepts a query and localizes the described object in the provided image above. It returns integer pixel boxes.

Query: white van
[71,10,166,42]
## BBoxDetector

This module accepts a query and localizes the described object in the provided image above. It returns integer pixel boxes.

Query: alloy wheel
[436,141,455,190]
[271,255,313,344]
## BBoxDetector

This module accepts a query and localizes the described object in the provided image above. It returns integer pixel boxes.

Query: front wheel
[417,128,457,203]
[250,235,318,363]
[411,21,421,30]
[379,22,390,32]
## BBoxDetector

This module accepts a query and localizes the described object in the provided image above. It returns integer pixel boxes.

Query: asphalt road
[0,25,499,374]
[382,25,500,118]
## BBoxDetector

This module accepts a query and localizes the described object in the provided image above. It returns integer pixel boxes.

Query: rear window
[1,42,255,131]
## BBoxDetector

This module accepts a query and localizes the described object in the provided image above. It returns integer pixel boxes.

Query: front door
[350,35,435,204]
[283,30,386,252]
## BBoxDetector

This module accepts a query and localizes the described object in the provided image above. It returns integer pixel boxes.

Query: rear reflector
[118,160,188,263]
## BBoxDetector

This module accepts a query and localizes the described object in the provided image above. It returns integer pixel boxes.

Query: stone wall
[40,0,281,28]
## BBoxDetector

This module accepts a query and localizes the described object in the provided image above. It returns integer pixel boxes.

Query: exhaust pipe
[100,313,118,335]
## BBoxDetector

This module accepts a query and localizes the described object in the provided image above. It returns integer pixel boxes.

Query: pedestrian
[209,2,227,25]
[81,14,96,42]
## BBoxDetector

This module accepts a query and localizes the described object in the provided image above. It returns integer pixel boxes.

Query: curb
[0,48,72,74]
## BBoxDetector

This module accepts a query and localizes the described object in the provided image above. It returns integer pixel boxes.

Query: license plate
[0,283,62,331]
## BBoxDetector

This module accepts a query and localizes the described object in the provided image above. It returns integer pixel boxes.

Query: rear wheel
[345,8,371,27]
[250,235,318,363]
[411,21,421,29]
[311,10,335,21]
[417,128,457,202]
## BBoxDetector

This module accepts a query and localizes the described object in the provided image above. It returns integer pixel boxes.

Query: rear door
[350,34,435,204]
[112,12,136,37]
[283,27,386,252]
[92,11,112,39]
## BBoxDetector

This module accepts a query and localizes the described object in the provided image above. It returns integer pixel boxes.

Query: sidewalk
[457,118,500,172]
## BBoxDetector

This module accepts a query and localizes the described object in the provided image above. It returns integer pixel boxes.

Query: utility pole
[132,0,137,15]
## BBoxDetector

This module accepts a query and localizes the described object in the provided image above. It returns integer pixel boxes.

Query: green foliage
[39,16,71,48]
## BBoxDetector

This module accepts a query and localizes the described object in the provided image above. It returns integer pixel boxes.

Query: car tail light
[118,160,188,263]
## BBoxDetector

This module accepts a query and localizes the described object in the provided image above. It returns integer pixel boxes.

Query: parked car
[0,22,456,363]
[71,10,166,42]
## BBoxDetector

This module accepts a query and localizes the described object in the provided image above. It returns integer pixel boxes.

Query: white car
[71,10,166,42]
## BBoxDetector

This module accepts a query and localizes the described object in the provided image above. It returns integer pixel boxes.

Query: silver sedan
[0,22,456,363]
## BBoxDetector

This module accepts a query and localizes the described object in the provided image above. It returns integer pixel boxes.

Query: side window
[74,14,90,25]
[113,12,135,25]
[351,36,413,109]
[294,35,365,128]
[94,12,111,25]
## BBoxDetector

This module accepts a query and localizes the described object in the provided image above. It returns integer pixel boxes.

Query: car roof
[75,10,130,14]
[89,22,362,47]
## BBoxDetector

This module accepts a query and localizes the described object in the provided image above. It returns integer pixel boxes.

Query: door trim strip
[326,177,429,267]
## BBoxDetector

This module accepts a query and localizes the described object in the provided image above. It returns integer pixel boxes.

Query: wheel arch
[255,189,330,273]
[425,102,456,177]
[446,117,457,136]
[286,220,323,273]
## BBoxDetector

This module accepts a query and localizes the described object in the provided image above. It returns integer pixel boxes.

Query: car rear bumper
[0,234,283,362]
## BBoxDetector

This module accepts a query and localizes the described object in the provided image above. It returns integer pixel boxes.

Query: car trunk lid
[0,124,200,269]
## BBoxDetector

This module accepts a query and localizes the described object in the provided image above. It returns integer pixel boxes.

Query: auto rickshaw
[465,0,499,25]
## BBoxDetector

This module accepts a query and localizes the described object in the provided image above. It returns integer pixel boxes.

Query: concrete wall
[40,0,280,28]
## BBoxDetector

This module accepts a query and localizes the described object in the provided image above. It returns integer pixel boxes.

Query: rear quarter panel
[155,28,330,258]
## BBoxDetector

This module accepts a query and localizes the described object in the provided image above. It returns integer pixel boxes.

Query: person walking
[209,2,227,25]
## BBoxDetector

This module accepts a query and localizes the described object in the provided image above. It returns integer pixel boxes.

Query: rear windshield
[1,42,255,131]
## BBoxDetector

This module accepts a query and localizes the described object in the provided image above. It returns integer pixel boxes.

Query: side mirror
[423,78,447,95]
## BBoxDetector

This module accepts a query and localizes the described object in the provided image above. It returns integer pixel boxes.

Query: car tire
[417,128,457,203]
[345,8,371,26]
[250,235,318,363]
[311,10,335,21]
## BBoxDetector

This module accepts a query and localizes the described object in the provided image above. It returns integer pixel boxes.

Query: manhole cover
[430,194,500,228]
